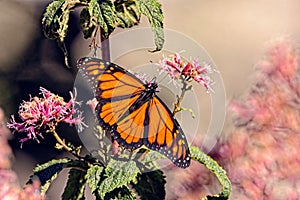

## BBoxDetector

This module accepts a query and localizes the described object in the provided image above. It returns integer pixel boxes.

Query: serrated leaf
[42,0,80,42]
[42,0,85,66]
[136,0,164,51]
[85,165,104,193]
[134,149,163,171]
[42,0,65,40]
[131,170,166,200]
[98,159,140,199]
[100,0,117,37]
[80,0,116,38]
[190,146,231,199]
[105,186,136,200]
[115,0,141,28]
[30,158,70,195]
[80,7,96,39]
[62,168,88,200]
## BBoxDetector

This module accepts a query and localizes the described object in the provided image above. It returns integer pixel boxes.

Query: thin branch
[172,77,192,116]
[51,129,83,160]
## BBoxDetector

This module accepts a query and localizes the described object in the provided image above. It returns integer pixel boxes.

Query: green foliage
[80,0,116,39]
[30,158,71,195]
[42,0,81,42]
[61,160,89,200]
[28,141,230,199]
[206,197,228,200]
[114,0,141,28]
[132,170,166,200]
[42,0,87,66]
[190,145,232,200]
[85,159,140,200]
[135,148,163,171]
[42,0,164,62]
[136,0,164,51]
[100,0,117,37]
[104,186,136,200]
[62,168,87,200]
[85,164,104,194]
[99,159,140,199]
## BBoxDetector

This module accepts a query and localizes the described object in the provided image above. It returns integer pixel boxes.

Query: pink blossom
[215,39,300,199]
[165,39,300,199]
[7,87,85,145]
[159,53,213,90]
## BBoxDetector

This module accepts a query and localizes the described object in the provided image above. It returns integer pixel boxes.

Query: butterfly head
[145,77,160,93]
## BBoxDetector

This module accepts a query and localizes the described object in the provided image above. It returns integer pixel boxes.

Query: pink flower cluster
[0,108,44,200]
[7,87,85,144]
[164,39,300,199]
[215,39,300,199]
[159,53,213,90]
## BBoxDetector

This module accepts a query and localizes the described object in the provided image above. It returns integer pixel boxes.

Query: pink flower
[159,53,213,90]
[165,39,300,199]
[7,87,85,144]
[214,39,300,199]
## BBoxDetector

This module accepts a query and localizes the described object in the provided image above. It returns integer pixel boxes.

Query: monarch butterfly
[77,57,191,168]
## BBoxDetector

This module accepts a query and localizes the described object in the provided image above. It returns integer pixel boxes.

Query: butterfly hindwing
[147,96,190,167]
[78,57,191,168]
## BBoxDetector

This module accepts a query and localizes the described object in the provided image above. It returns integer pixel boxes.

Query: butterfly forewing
[77,57,191,168]
[78,57,145,101]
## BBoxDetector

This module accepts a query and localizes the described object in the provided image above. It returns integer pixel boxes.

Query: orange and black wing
[110,94,191,168]
[78,57,190,168]
[78,57,147,148]
[146,96,190,168]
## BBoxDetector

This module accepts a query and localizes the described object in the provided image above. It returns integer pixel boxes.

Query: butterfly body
[78,57,190,168]
[127,81,158,113]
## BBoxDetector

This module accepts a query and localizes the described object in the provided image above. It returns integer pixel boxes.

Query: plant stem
[52,129,72,151]
[173,78,191,115]
[51,129,82,159]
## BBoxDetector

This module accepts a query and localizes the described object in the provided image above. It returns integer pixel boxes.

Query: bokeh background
[1,0,300,199]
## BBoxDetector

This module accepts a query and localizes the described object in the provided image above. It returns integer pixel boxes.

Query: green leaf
[99,159,140,199]
[42,0,82,42]
[30,158,70,195]
[131,170,166,200]
[104,186,136,200]
[42,0,65,40]
[100,0,117,37]
[114,0,141,28]
[190,146,232,200]
[135,149,163,171]
[62,167,87,200]
[136,0,164,51]
[80,0,116,39]
[85,165,104,194]
[80,7,96,39]
[42,0,86,66]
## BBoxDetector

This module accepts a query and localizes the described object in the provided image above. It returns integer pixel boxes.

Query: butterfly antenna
[150,77,157,83]
[149,60,169,83]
